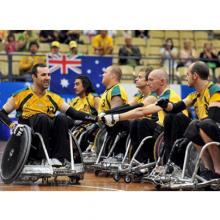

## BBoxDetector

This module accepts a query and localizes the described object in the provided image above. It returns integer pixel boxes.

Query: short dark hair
[139,66,153,80]
[31,64,47,75]
[28,41,39,50]
[75,75,96,94]
[191,61,209,80]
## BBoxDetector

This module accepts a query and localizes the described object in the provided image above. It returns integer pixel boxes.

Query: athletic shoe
[199,169,220,180]
[42,158,63,167]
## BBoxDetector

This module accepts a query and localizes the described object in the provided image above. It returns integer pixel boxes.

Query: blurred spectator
[16,30,38,51]
[123,30,133,38]
[199,42,217,69]
[200,42,218,81]
[118,35,141,67]
[39,30,58,43]
[47,41,62,59]
[134,30,148,39]
[65,30,83,44]
[92,30,113,55]
[67,41,82,58]
[18,41,45,81]
[83,30,98,43]
[107,30,117,39]
[160,38,178,70]
[58,30,68,43]
[4,33,17,54]
[177,39,196,68]
[0,30,8,42]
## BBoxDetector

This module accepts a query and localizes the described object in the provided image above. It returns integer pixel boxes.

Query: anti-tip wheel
[113,173,121,182]
[95,170,100,176]
[124,175,132,183]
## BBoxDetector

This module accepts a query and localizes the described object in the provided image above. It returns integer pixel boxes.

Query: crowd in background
[1,30,220,83]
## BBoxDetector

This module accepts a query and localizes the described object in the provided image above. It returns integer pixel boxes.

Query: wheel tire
[95,170,100,176]
[113,173,121,182]
[124,175,132,183]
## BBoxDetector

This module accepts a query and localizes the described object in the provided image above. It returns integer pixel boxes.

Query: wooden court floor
[0,141,155,191]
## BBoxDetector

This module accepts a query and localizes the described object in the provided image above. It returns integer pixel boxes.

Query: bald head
[148,69,169,94]
[149,69,169,83]
[102,65,122,87]
[108,65,122,81]
[189,61,209,80]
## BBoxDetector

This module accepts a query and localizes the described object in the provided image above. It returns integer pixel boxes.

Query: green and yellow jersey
[98,83,128,113]
[133,91,146,104]
[186,82,220,120]
[12,87,64,119]
[69,92,99,114]
[156,88,188,125]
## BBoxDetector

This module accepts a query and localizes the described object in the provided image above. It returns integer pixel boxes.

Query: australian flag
[47,54,112,96]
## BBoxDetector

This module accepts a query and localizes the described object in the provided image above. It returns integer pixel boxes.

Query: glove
[156,99,169,109]
[12,123,24,136]
[101,114,120,127]
[98,112,106,119]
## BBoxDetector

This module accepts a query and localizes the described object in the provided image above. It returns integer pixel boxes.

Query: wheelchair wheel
[1,125,32,184]
[153,131,164,161]
[69,132,84,164]
[93,127,110,155]
[184,143,199,177]
[78,123,99,152]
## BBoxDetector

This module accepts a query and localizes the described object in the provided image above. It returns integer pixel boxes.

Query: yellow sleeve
[13,93,22,109]
[54,94,65,109]
[185,92,195,104]
[33,56,46,65]
[108,37,113,47]
[19,56,33,72]
[69,97,78,108]
[92,36,99,48]
[210,92,220,103]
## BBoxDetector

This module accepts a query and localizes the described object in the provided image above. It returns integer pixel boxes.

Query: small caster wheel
[95,170,100,176]
[105,172,110,177]
[156,185,161,190]
[113,173,121,182]
[124,175,132,183]
[75,176,80,184]
[69,177,76,184]
[42,177,48,184]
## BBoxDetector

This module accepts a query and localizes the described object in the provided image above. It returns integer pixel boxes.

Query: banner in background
[47,55,112,95]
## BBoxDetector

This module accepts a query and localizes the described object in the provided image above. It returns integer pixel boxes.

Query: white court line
[0,183,124,191]
[71,185,124,191]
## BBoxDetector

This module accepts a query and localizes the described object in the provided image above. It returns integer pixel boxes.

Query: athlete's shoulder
[208,83,220,96]
[134,91,142,97]
[47,90,62,99]
[90,92,99,97]
[12,87,30,97]
[160,88,171,99]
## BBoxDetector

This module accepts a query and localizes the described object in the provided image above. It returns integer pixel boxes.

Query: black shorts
[199,118,220,142]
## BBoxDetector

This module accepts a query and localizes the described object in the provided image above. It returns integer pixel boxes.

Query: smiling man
[0,64,97,166]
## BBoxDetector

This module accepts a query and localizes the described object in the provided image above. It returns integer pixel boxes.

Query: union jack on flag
[47,54,112,96]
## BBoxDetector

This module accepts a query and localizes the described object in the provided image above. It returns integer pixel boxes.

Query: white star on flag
[95,60,99,64]
[60,78,69,88]
[96,83,100,88]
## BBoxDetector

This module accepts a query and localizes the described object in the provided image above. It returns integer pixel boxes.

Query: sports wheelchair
[0,125,84,185]
[70,121,100,169]
[143,134,220,190]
